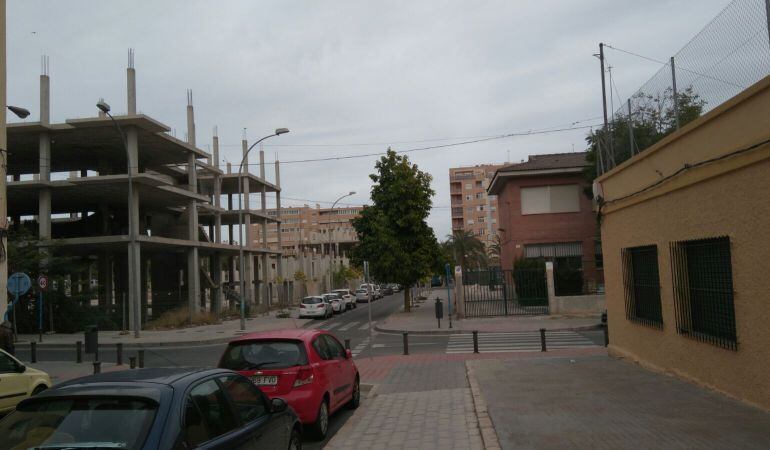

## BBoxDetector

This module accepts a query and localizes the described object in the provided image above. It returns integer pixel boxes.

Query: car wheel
[348,376,360,410]
[288,428,302,450]
[32,385,47,396]
[310,399,329,440]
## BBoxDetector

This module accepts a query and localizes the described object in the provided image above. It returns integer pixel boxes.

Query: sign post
[37,275,48,342]
[364,261,372,358]
[444,263,453,329]
[8,272,32,342]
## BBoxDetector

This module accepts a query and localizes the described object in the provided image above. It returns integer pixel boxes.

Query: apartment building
[449,164,504,245]
[258,204,363,256]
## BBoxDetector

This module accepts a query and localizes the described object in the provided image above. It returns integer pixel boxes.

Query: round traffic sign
[37,275,49,291]
[8,272,31,296]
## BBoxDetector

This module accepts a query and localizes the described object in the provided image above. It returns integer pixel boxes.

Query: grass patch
[146,307,220,330]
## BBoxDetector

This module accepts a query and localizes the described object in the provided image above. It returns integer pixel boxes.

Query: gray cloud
[7,0,731,238]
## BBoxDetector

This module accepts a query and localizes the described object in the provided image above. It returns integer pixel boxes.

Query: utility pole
[599,42,609,174]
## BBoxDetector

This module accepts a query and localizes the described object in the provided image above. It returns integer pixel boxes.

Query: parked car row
[0,329,360,449]
[298,290,357,319]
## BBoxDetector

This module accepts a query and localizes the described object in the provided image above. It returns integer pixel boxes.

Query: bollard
[94,344,99,364]
[540,328,547,352]
[129,356,136,369]
[93,361,101,374]
[76,341,83,364]
[30,341,37,363]
[603,324,609,347]
[116,343,123,366]
[402,332,409,355]
[472,331,479,354]
[138,350,145,368]
[344,339,351,350]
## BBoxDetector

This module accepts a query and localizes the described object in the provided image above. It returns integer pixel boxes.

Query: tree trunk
[404,287,411,313]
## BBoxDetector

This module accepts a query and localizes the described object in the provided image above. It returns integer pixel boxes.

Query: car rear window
[0,397,157,450]
[356,289,366,293]
[220,340,308,371]
[302,297,323,304]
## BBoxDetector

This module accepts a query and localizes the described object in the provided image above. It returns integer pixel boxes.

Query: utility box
[84,325,99,354]
[435,298,444,319]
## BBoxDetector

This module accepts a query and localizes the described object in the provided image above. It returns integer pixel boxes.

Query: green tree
[443,230,487,271]
[584,87,706,192]
[487,234,502,267]
[352,149,439,312]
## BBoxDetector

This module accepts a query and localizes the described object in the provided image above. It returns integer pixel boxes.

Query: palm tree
[444,231,487,271]
[487,234,502,267]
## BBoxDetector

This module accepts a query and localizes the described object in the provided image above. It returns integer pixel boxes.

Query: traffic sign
[8,272,31,296]
[37,275,49,291]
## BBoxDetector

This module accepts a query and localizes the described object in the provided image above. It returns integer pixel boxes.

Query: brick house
[487,152,603,294]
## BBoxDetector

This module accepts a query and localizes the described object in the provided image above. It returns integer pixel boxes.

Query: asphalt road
[13,293,604,448]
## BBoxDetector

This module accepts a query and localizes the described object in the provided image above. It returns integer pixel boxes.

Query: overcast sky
[7,0,731,238]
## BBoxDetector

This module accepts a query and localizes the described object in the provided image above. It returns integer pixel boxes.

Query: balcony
[451,207,463,217]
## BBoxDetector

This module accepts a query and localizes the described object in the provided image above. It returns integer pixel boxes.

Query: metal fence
[463,268,548,317]
[598,0,770,173]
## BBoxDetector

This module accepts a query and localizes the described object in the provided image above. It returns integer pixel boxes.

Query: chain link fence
[599,0,770,173]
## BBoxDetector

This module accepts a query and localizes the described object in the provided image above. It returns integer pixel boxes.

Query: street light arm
[237,133,279,176]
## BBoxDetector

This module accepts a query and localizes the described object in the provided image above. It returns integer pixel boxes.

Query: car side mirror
[16,363,26,373]
[271,397,288,413]
[345,349,352,359]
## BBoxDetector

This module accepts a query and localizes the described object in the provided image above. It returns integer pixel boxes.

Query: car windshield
[0,397,157,450]
[220,340,308,371]
[356,289,366,294]
[302,297,323,304]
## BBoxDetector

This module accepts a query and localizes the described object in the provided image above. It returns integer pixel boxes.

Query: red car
[218,329,360,440]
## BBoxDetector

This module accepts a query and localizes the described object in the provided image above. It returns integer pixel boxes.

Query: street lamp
[327,191,355,291]
[96,100,140,338]
[237,128,289,330]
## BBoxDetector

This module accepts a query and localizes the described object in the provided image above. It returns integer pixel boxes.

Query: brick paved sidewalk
[376,290,601,334]
[15,308,311,348]
[471,355,770,450]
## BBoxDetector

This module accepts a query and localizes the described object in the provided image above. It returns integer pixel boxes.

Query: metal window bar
[622,246,663,328]
[670,236,737,351]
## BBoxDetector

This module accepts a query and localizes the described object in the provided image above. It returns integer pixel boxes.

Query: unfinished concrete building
[6,53,283,332]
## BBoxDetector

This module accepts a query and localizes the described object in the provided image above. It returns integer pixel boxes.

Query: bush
[145,307,219,330]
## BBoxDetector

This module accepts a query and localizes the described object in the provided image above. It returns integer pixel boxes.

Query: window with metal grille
[670,236,736,350]
[622,245,663,328]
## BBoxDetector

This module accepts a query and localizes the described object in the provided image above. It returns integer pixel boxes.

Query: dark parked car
[382,286,394,296]
[0,368,302,450]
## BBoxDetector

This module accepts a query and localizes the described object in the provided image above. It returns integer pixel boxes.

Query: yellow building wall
[598,76,770,410]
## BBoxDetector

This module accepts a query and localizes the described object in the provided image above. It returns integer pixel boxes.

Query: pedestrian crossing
[337,321,361,332]
[308,320,373,333]
[352,337,370,357]
[446,331,597,354]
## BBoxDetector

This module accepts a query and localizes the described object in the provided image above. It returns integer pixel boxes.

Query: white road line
[358,322,373,330]
[337,321,360,332]
[320,322,341,331]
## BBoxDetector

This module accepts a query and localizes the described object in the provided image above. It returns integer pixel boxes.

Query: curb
[374,322,603,336]
[466,360,502,450]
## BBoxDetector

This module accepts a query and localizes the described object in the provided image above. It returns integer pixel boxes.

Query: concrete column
[213,130,222,244]
[187,151,201,313]
[212,253,223,316]
[38,72,51,240]
[127,49,136,115]
[259,149,269,312]
[241,138,255,309]
[274,160,285,308]
[545,261,557,315]
[186,90,196,147]
[454,266,465,319]
[126,126,142,333]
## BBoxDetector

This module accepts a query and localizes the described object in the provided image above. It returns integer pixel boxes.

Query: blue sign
[8,272,31,297]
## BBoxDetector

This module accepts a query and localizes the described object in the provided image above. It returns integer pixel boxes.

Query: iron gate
[463,268,548,317]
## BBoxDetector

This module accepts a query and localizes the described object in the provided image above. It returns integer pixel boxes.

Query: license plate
[251,375,278,386]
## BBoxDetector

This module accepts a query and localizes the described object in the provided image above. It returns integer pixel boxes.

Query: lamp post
[326,191,355,291]
[96,100,140,338]
[237,128,289,330]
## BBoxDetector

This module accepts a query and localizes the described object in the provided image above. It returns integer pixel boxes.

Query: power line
[228,123,600,167]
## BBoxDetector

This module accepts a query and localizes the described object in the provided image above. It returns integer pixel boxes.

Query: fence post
[129,356,136,369]
[76,341,82,364]
[671,56,679,130]
[30,341,37,363]
[454,267,465,319]
[472,331,479,354]
[540,328,547,352]
[627,98,635,155]
[545,262,556,314]
[116,343,123,366]
[402,332,409,355]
